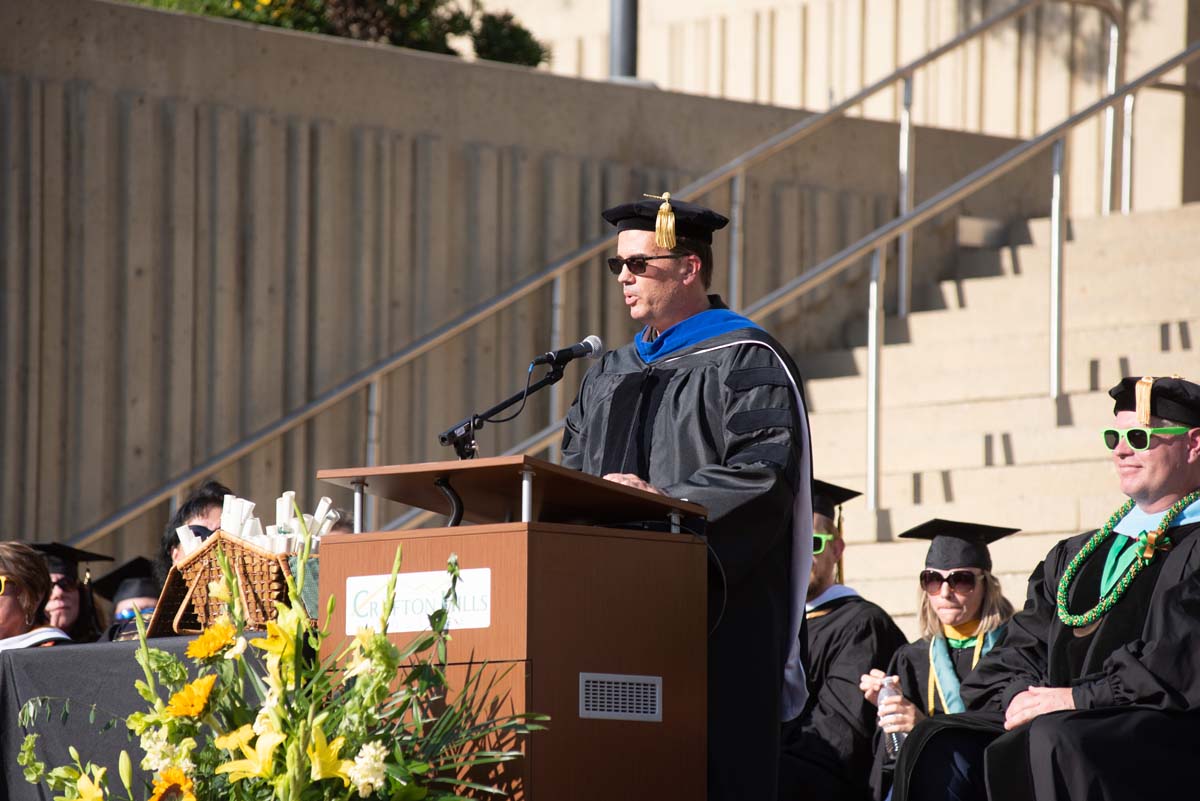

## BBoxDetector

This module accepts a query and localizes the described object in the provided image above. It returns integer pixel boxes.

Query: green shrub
[472,11,551,66]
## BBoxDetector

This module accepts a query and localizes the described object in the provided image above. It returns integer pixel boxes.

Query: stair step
[912,261,1200,322]
[1021,203,1200,246]
[802,348,1194,413]
[836,491,1124,543]
[818,460,1114,510]
[954,231,1200,281]
[956,216,1011,249]
[812,420,1109,477]
[812,316,1200,383]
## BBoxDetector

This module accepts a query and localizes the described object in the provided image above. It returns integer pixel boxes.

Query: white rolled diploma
[241,516,264,543]
[176,525,199,556]
[316,509,339,538]
[313,497,332,528]
[220,495,240,536]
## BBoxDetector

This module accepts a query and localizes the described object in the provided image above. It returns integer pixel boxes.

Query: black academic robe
[871,635,998,800]
[561,309,813,801]
[779,596,907,801]
[895,520,1200,801]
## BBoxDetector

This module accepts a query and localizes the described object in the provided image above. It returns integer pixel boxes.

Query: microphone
[532,335,604,367]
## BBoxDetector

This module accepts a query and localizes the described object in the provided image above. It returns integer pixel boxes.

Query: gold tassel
[835,506,845,584]
[1135,376,1156,425]
[644,192,676,249]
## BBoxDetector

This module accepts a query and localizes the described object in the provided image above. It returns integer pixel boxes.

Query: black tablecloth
[1,637,192,801]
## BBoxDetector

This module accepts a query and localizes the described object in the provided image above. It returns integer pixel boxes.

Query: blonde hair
[917,570,1014,641]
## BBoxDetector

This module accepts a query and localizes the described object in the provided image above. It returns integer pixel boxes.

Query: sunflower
[148,766,196,801]
[186,621,237,660]
[165,674,218,719]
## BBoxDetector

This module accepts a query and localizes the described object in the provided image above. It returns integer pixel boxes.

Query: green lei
[1056,491,1200,627]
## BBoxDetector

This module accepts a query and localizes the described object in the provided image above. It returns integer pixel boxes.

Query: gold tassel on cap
[1136,376,1156,425]
[644,192,676,249]
[835,506,845,584]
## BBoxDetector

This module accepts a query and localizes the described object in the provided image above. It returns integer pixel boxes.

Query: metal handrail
[742,39,1200,508]
[66,0,1125,548]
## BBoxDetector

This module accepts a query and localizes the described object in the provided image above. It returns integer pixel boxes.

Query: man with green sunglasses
[895,375,1200,801]
[780,480,906,801]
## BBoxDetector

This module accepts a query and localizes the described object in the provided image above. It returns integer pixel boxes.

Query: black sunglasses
[50,576,79,592]
[607,253,690,276]
[920,569,978,594]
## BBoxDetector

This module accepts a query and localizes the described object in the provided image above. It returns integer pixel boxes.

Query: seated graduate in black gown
[779,480,907,801]
[92,557,160,642]
[860,520,1017,800]
[896,375,1200,801]
[31,542,112,643]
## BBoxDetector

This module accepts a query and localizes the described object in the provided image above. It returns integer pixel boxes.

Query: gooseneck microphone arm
[438,335,604,460]
[438,366,566,460]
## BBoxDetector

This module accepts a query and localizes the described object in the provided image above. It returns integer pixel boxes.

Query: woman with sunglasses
[31,542,110,643]
[0,542,72,650]
[860,519,1017,800]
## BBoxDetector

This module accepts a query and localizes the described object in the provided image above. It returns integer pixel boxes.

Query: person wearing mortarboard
[859,519,1017,800]
[93,557,160,642]
[779,481,907,801]
[895,376,1200,801]
[560,194,814,801]
[31,542,112,643]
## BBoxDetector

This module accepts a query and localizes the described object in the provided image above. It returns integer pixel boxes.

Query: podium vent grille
[579,673,662,722]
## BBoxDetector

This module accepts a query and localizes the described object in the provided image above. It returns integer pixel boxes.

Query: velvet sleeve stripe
[727,407,793,434]
[725,366,792,391]
[728,443,798,485]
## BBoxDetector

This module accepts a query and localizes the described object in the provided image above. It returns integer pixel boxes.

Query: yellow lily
[72,767,106,801]
[306,722,352,786]
[250,619,296,663]
[214,725,255,752]
[215,727,285,782]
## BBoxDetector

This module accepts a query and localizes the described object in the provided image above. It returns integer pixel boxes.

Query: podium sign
[317,456,707,800]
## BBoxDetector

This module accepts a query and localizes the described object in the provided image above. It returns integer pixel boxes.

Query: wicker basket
[147,531,293,636]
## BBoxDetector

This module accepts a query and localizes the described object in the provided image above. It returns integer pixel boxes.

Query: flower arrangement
[19,500,545,801]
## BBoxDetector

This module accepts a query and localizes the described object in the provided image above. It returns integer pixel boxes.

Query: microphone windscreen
[583,334,604,359]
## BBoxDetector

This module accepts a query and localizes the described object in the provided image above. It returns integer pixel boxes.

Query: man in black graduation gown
[561,193,814,801]
[897,375,1200,801]
[779,481,907,801]
[93,557,161,642]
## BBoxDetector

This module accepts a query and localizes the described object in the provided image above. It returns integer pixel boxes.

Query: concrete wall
[0,0,1049,556]
[500,0,1200,214]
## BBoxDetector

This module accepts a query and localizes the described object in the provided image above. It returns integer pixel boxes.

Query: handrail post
[728,170,746,311]
[548,275,565,461]
[897,75,916,318]
[866,246,886,512]
[1049,138,1067,400]
[1101,19,1120,215]
[1121,92,1135,214]
[364,379,382,531]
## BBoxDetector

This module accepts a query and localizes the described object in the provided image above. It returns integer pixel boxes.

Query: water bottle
[877,676,907,758]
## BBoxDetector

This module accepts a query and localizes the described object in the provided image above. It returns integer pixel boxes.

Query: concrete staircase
[798,203,1200,638]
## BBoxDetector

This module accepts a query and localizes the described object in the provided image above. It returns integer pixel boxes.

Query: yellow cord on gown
[926,633,986,713]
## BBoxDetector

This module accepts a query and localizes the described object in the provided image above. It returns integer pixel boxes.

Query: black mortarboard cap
[92,557,160,605]
[602,195,730,245]
[812,480,862,519]
[31,542,114,580]
[898,519,1020,571]
[1109,375,1200,427]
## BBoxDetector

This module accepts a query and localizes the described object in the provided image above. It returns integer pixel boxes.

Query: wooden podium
[316,456,708,800]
